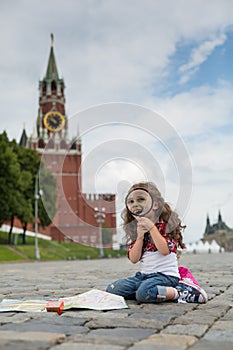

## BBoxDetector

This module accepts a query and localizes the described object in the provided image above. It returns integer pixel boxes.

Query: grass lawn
[0,245,25,262]
[0,231,126,262]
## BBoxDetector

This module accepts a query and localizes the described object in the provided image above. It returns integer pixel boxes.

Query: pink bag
[178,266,199,286]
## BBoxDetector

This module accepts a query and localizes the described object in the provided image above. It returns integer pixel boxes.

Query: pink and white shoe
[177,280,208,303]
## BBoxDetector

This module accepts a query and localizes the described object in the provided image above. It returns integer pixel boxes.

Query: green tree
[0,132,23,243]
[11,141,57,243]
[0,132,57,244]
[10,140,41,243]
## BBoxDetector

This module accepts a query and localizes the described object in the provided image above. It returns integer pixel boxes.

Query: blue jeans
[106,272,179,303]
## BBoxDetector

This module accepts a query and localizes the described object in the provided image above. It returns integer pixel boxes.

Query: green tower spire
[45,33,59,81]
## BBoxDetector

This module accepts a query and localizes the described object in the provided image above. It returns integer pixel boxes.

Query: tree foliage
[0,132,22,227]
[0,131,57,243]
[11,139,40,226]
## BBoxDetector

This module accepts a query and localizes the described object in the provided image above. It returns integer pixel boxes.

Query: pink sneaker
[178,266,200,286]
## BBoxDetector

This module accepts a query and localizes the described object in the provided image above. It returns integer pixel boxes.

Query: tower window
[42,81,47,93]
[38,138,45,148]
[51,80,57,92]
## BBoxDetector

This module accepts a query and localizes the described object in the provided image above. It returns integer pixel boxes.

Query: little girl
[106,182,207,304]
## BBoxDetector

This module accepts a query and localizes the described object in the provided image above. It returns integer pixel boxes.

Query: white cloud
[179,34,227,84]
[150,82,233,136]
[190,132,233,184]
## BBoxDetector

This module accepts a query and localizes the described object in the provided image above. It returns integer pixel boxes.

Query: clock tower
[31,34,69,151]
[27,34,116,245]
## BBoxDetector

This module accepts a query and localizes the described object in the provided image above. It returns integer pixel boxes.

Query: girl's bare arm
[137,217,170,255]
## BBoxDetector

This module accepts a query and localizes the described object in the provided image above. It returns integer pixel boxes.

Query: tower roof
[45,34,59,81]
[19,128,28,147]
[218,210,222,222]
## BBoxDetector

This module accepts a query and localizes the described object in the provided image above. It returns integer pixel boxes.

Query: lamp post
[34,173,42,260]
[94,207,105,258]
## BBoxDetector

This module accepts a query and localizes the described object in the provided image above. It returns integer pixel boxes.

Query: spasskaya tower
[28,34,116,245]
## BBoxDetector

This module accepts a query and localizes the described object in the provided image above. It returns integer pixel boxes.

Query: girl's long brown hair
[122,182,186,249]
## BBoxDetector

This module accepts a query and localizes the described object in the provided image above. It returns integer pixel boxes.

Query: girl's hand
[136,217,155,232]
[136,224,147,239]
[137,217,170,256]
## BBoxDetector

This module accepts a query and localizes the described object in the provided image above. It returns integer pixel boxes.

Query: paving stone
[211,320,233,330]
[128,334,197,350]
[50,343,124,350]
[138,305,190,320]
[188,340,233,350]
[0,313,30,325]
[85,316,164,330]
[0,329,66,343]
[221,308,233,320]
[71,327,155,346]
[128,344,183,350]
[197,304,229,317]
[1,319,89,336]
[131,311,177,323]
[203,329,233,342]
[161,324,209,337]
[172,311,217,325]
[0,340,55,350]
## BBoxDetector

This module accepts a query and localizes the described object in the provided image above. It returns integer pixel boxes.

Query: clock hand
[50,116,58,123]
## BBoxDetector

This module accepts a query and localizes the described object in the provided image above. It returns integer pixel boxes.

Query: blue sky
[170,34,226,90]
[0,0,233,243]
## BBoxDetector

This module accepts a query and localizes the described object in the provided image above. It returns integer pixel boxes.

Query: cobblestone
[0,252,232,349]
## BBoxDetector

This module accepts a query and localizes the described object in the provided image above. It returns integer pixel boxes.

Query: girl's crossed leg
[106,272,179,303]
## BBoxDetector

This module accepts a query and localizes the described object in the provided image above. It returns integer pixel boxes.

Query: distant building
[204,211,230,235]
[203,211,233,251]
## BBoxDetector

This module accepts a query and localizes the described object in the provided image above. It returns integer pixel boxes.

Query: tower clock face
[44,111,65,132]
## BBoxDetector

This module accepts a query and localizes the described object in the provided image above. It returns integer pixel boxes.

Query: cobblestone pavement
[0,252,232,350]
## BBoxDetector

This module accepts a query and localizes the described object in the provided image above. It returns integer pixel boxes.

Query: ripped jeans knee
[136,284,167,303]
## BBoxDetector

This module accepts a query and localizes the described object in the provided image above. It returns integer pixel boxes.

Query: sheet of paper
[0,299,47,312]
[0,289,128,313]
[61,289,128,310]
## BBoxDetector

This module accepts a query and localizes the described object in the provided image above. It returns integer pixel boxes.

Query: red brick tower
[29,34,116,246]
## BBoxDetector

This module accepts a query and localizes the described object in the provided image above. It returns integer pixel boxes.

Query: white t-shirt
[140,251,180,278]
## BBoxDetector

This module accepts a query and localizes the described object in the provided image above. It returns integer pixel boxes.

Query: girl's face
[126,189,153,217]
